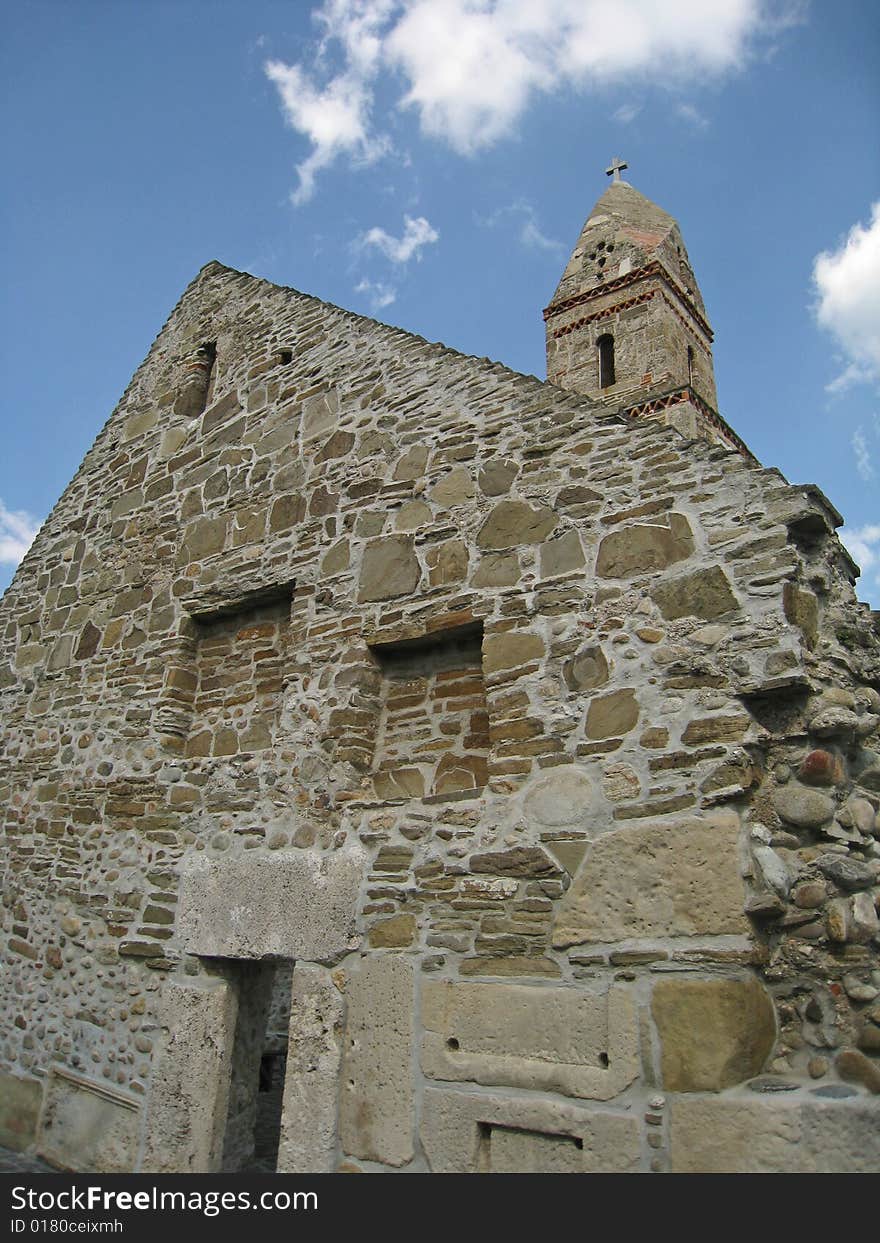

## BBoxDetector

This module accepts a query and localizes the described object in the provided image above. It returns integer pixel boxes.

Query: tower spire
[542,176,752,459]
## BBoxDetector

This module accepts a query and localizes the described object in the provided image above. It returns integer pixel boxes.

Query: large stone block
[585,688,640,739]
[277,965,345,1173]
[552,811,749,947]
[339,956,414,1167]
[38,1067,140,1173]
[140,976,237,1173]
[420,1088,641,1173]
[652,976,776,1091]
[596,514,693,578]
[540,529,586,578]
[357,535,421,602]
[421,980,639,1101]
[669,1096,880,1173]
[651,565,739,621]
[476,500,557,550]
[178,844,364,961]
[0,1071,43,1152]
[482,630,544,674]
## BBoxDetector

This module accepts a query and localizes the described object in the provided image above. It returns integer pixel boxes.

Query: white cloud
[265,3,391,206]
[477,199,562,252]
[852,426,875,482]
[520,216,562,252]
[358,213,439,263]
[813,202,880,393]
[613,102,642,125]
[0,501,40,567]
[355,277,398,309]
[840,522,880,606]
[675,101,709,129]
[266,0,787,199]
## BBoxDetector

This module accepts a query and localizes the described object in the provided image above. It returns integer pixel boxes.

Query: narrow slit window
[687,345,694,386]
[598,333,615,389]
[175,340,217,418]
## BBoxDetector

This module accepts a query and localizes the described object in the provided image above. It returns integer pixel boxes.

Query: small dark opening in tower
[687,345,694,386]
[598,333,615,388]
[277,348,293,365]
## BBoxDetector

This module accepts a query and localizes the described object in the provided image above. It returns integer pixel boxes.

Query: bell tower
[544,160,752,458]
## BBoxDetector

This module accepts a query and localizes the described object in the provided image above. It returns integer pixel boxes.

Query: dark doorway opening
[221,959,294,1172]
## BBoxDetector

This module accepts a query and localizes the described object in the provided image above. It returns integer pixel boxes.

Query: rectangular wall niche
[477,1123,585,1174]
[186,597,290,759]
[369,622,489,801]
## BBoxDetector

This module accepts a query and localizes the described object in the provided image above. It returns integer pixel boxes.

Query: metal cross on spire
[605,156,628,182]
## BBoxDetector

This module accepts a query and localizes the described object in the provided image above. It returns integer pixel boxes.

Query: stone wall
[1,262,878,1172]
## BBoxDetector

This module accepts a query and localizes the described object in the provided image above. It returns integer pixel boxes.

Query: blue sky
[2,0,878,602]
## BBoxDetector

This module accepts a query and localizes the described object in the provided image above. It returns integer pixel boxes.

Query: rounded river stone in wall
[563,645,609,692]
[523,769,595,828]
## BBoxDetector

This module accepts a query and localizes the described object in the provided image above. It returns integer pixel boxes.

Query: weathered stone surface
[374,767,425,799]
[368,913,417,948]
[37,1069,141,1174]
[140,977,237,1173]
[850,891,880,942]
[74,621,101,661]
[753,844,792,898]
[837,1048,880,1094]
[476,500,557,550]
[651,566,739,621]
[602,762,641,802]
[563,644,609,691]
[799,749,845,786]
[482,630,544,674]
[420,1088,640,1173]
[422,980,638,1100]
[321,539,350,576]
[472,551,520,587]
[459,956,561,977]
[815,853,877,891]
[652,976,776,1092]
[392,444,428,481]
[523,769,595,827]
[681,714,750,744]
[358,535,420,601]
[339,956,414,1167]
[0,1072,42,1152]
[469,846,559,877]
[772,785,835,829]
[177,845,364,961]
[276,965,345,1173]
[315,429,355,462]
[596,514,693,578]
[301,388,338,440]
[540,529,586,578]
[553,812,749,946]
[428,538,469,585]
[585,688,639,739]
[431,465,475,506]
[478,460,518,496]
[394,499,432,530]
[669,1097,880,1173]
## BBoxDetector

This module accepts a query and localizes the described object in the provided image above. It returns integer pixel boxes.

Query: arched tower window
[598,334,615,389]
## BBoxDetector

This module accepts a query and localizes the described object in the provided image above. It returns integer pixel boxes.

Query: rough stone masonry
[1,177,878,1174]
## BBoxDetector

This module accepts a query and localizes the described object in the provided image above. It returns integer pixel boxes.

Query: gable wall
[1,263,878,1171]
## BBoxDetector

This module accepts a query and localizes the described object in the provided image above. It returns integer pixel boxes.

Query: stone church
[1,168,878,1174]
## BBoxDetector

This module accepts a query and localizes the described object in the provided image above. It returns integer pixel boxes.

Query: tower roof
[547,177,708,321]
